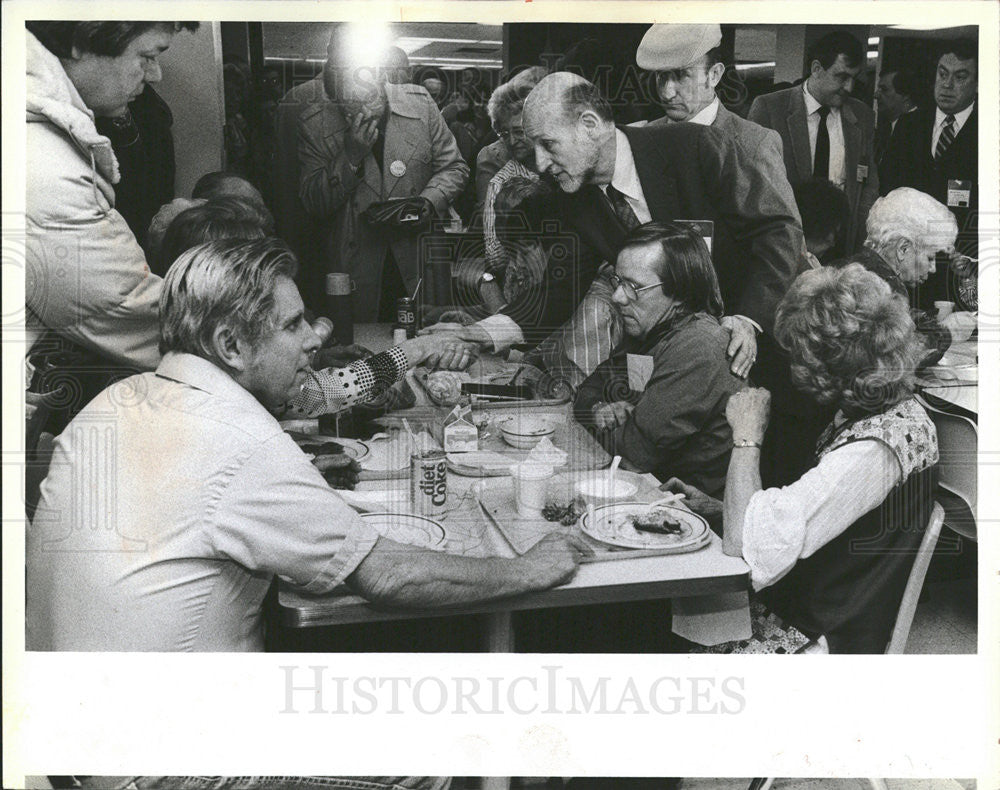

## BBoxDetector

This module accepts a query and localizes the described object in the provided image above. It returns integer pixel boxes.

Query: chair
[885,502,946,654]
[917,394,977,541]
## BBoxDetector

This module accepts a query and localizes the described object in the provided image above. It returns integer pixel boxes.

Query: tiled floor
[906,576,977,654]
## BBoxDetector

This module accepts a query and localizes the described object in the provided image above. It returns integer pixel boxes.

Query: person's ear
[211,323,249,373]
[809,59,824,78]
[707,62,726,89]
[578,109,602,135]
[895,239,912,264]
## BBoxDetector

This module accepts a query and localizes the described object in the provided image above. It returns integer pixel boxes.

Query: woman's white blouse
[741,439,903,590]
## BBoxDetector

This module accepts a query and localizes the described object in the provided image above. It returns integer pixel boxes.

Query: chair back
[885,501,945,654]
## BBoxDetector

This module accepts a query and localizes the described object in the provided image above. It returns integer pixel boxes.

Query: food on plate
[542,496,586,526]
[423,370,464,406]
[628,509,684,536]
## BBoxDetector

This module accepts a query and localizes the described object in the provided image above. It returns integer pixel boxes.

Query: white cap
[636,24,723,71]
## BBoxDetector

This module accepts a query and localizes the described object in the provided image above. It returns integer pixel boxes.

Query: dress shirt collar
[935,101,975,130]
[802,81,838,117]
[156,351,271,415]
[608,127,645,203]
[688,97,721,126]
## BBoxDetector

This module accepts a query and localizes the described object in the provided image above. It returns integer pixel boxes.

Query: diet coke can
[410,450,448,515]
[396,297,417,338]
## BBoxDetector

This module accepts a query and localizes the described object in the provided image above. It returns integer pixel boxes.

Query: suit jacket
[539,122,803,335]
[749,86,879,252]
[880,104,978,306]
[880,104,977,230]
[649,103,791,195]
[296,82,469,320]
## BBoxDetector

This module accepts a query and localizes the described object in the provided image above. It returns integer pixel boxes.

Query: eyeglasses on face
[601,265,662,302]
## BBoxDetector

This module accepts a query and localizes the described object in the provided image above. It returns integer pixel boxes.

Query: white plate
[299,437,370,462]
[360,512,446,548]
[334,438,370,461]
[580,502,709,550]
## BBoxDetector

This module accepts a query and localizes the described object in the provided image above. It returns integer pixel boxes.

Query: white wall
[156,22,225,198]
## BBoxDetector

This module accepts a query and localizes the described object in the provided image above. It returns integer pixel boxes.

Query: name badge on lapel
[947,179,972,208]
[626,354,655,393]
[856,164,869,182]
[389,160,407,178]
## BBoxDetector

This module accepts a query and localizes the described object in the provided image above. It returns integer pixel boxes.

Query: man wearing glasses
[573,222,745,500]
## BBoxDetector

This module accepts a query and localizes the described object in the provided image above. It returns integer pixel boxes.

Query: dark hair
[793,178,849,244]
[703,45,727,69]
[191,172,273,227]
[618,221,724,318]
[807,31,864,71]
[158,197,269,274]
[886,68,919,100]
[27,21,198,59]
[938,38,977,71]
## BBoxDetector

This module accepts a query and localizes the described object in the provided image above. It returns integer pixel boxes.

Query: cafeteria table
[917,338,978,416]
[279,324,750,651]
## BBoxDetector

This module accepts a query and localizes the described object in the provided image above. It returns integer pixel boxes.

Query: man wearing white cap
[636,24,788,202]
[635,24,795,357]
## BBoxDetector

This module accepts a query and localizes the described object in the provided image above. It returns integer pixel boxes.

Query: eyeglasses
[496,126,527,142]
[603,267,662,302]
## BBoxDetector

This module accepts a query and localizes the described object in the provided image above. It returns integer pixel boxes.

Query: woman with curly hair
[666,263,938,653]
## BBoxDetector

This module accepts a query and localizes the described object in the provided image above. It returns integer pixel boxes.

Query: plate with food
[297,437,370,462]
[360,512,446,549]
[580,502,710,551]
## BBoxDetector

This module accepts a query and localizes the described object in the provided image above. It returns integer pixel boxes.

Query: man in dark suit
[874,67,918,168]
[521,71,802,358]
[749,31,879,253]
[880,39,978,309]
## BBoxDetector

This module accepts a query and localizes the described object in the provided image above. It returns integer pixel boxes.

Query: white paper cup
[935,301,955,319]
[512,463,554,517]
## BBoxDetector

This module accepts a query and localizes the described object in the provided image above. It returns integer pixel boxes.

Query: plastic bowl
[500,416,556,449]
[575,475,640,506]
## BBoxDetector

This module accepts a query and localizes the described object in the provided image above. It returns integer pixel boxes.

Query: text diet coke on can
[411,450,448,515]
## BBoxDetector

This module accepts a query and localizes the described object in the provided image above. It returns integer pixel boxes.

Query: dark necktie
[813,106,831,178]
[605,183,640,230]
[874,119,892,163]
[934,114,956,160]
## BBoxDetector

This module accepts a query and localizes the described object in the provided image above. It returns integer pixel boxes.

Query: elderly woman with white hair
[835,186,976,367]
[665,264,938,653]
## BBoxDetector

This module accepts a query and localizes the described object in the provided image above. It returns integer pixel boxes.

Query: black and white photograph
[3,1,997,788]
[17,776,985,789]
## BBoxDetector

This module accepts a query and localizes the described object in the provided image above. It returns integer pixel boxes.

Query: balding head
[523,71,613,125]
[522,72,616,193]
[866,188,958,286]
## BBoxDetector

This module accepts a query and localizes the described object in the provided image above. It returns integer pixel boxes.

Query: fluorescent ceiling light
[734,62,775,70]
[888,24,973,30]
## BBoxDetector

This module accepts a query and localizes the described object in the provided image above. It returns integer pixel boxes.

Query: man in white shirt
[749,31,879,252]
[26,238,588,652]
[874,68,918,167]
